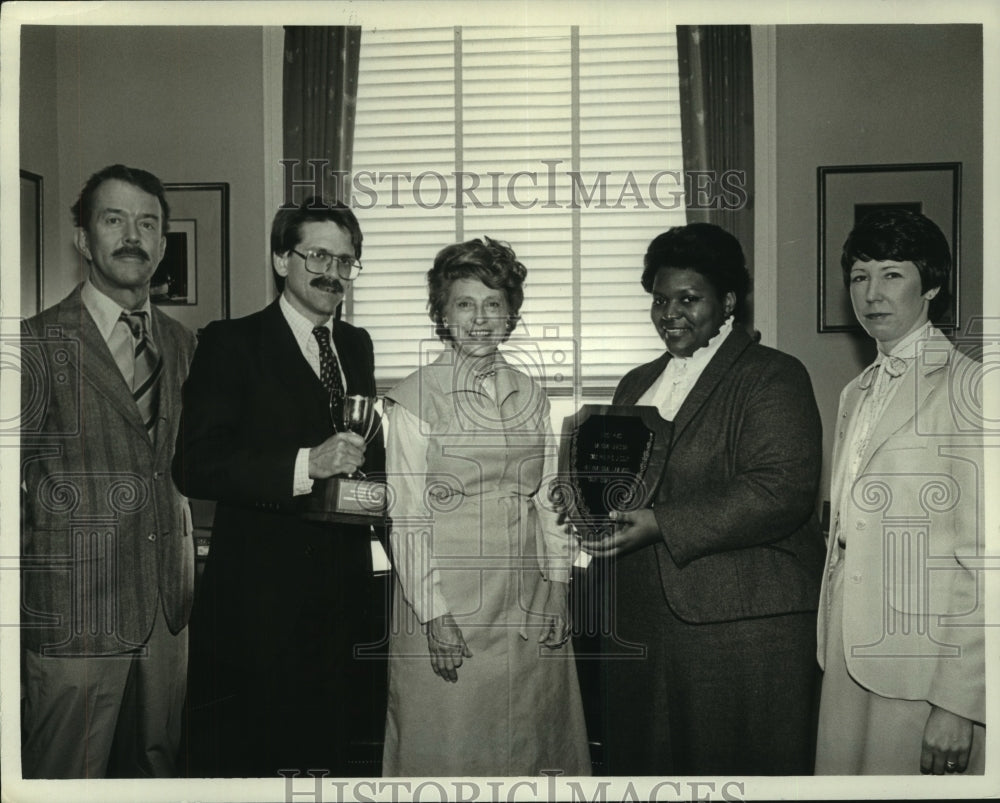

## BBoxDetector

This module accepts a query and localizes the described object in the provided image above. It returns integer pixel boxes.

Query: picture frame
[20,169,43,316]
[816,162,961,332]
[158,182,230,330]
[151,219,198,305]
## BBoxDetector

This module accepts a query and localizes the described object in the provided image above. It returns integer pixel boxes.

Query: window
[350,26,684,394]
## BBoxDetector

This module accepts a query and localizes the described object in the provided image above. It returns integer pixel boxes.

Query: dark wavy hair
[640,222,750,322]
[840,208,951,321]
[427,237,527,342]
[71,164,170,233]
[270,196,363,292]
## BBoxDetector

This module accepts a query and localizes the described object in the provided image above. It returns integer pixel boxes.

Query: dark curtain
[677,25,755,278]
[283,26,362,205]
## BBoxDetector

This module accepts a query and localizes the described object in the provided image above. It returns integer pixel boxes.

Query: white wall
[19,26,62,316]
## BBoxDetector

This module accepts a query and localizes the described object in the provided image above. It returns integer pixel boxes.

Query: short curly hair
[427,237,527,342]
[840,208,951,322]
[640,223,750,322]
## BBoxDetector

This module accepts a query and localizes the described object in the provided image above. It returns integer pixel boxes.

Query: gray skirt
[602,543,819,775]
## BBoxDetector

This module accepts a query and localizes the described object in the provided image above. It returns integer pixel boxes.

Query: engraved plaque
[557,405,671,540]
[300,475,387,526]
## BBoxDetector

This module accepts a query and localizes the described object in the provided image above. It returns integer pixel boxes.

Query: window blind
[350,26,684,394]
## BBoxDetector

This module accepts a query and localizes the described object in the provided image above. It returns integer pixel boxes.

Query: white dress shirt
[279,294,347,496]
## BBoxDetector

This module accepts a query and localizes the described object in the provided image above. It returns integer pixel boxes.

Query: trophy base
[300,477,387,525]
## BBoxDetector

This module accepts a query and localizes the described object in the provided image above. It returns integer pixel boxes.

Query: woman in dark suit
[583,223,825,775]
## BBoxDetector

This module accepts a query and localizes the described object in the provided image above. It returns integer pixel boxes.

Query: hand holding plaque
[584,508,664,558]
[555,404,671,545]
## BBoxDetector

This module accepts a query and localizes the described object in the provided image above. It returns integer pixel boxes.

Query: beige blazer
[816,329,984,724]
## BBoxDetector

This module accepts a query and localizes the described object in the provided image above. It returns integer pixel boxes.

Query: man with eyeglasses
[173,197,385,777]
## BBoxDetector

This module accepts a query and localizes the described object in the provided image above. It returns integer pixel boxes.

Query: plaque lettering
[557,405,671,540]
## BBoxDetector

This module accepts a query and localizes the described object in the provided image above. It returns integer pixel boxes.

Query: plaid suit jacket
[21,284,197,655]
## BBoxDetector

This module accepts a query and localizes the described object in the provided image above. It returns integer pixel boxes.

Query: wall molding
[751,25,777,347]
[262,26,285,304]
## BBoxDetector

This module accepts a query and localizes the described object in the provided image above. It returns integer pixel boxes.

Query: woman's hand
[580,508,661,558]
[426,613,472,683]
[539,580,572,648]
[920,704,974,774]
[521,579,572,648]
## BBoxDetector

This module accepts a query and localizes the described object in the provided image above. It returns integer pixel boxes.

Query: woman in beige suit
[815,209,985,774]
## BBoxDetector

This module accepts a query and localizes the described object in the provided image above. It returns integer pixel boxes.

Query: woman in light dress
[381,237,590,777]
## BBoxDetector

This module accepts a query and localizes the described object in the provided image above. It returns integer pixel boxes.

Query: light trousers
[815,558,985,775]
[21,600,188,779]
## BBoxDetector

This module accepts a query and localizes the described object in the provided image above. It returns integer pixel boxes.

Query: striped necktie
[121,310,162,435]
[313,325,346,421]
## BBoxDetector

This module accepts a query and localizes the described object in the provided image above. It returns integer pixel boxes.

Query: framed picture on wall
[20,169,43,316]
[817,162,961,332]
[158,182,230,331]
[151,219,198,305]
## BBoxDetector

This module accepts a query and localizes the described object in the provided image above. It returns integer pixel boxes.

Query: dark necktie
[121,310,162,435]
[313,325,346,420]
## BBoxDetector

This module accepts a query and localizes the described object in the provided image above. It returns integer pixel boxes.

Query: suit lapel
[671,328,752,443]
[857,344,947,473]
[828,382,865,528]
[149,306,182,453]
[57,288,148,439]
[261,301,332,431]
[332,322,367,397]
[616,352,671,405]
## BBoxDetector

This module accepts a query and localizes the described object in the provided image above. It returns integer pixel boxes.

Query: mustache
[112,246,151,261]
[310,276,344,293]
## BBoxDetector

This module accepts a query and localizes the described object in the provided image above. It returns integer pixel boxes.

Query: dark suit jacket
[172,300,384,666]
[613,326,825,623]
[21,284,197,655]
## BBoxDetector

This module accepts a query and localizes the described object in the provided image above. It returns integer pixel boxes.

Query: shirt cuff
[412,584,452,626]
[293,448,314,496]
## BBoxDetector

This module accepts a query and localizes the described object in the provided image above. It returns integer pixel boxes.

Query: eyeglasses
[291,249,363,280]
